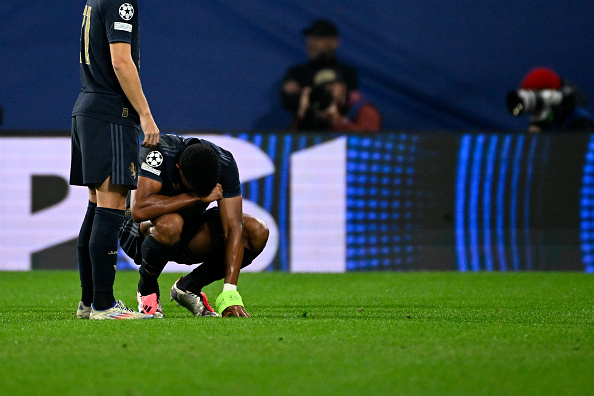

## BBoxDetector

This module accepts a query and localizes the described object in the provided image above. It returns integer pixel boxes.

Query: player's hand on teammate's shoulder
[140,114,160,148]
[222,305,251,317]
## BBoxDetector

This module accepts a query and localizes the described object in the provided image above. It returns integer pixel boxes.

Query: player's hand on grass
[140,114,160,148]
[222,305,251,317]
[216,290,248,317]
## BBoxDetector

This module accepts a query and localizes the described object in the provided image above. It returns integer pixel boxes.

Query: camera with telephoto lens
[308,85,334,111]
[506,86,573,116]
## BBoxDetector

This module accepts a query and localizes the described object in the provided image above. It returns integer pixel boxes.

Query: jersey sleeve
[138,146,165,184]
[103,0,138,44]
[220,152,242,198]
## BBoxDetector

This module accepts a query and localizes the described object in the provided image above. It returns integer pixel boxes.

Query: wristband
[215,290,244,315]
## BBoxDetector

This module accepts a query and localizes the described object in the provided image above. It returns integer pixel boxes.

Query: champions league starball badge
[119,3,134,21]
[146,151,163,167]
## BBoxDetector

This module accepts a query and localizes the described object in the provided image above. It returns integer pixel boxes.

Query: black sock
[138,235,178,296]
[77,201,96,306]
[89,207,124,310]
[93,291,116,310]
[178,261,224,293]
[178,248,259,292]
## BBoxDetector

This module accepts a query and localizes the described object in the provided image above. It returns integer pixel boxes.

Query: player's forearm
[113,59,152,119]
[131,193,202,222]
[223,230,244,285]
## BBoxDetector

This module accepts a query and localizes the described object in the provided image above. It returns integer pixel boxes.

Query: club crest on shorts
[129,162,137,180]
[119,3,134,21]
[146,151,163,167]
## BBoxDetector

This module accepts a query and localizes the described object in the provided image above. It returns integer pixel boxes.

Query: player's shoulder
[95,0,138,16]
[139,134,176,157]
[99,0,139,7]
[157,134,185,156]
[197,138,235,162]
[160,133,182,146]
[196,137,219,151]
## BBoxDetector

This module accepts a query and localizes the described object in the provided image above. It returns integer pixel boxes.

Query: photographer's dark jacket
[282,57,358,113]
[288,91,381,132]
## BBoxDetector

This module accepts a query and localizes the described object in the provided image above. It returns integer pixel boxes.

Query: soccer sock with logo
[178,248,259,292]
[77,200,97,306]
[89,207,125,310]
[138,235,178,296]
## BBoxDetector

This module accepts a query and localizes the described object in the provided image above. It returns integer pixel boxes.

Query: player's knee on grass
[152,213,184,246]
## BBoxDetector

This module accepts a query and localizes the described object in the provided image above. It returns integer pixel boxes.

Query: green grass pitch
[0,271,592,395]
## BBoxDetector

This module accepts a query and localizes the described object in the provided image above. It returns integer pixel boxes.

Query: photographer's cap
[521,67,562,90]
[313,68,343,87]
[303,19,339,37]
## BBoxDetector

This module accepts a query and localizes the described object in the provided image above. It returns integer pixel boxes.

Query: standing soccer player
[70,0,160,319]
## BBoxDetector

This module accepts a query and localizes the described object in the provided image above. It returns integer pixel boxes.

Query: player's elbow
[111,57,129,74]
[131,206,149,223]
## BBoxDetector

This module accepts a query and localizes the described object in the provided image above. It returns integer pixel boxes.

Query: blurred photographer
[507,67,594,133]
[289,68,381,132]
[281,19,358,117]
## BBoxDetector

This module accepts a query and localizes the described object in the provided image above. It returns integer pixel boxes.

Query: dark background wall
[1,1,593,132]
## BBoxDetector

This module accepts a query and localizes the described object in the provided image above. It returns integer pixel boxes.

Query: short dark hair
[179,143,221,196]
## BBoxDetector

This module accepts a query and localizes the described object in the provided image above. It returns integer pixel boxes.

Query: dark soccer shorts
[70,116,140,188]
[119,208,221,266]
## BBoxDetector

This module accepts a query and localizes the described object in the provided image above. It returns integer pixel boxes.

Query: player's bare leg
[185,213,269,258]
[136,213,184,317]
[170,213,269,317]
[82,175,153,319]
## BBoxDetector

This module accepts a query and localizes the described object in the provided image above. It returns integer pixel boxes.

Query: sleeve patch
[114,22,133,32]
[141,162,161,176]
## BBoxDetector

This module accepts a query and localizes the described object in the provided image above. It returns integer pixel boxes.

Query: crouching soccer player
[119,134,269,317]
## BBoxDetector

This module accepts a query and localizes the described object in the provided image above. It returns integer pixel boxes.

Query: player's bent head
[179,143,221,196]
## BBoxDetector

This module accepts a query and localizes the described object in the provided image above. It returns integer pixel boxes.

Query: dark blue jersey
[139,134,242,199]
[72,0,140,126]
